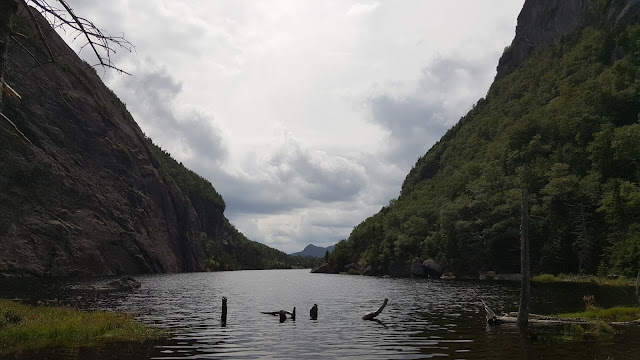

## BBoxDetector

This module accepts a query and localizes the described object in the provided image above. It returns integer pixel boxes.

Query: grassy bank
[0,300,165,353]
[554,306,640,323]
[532,274,636,287]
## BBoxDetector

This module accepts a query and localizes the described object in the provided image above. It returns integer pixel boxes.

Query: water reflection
[1,270,640,359]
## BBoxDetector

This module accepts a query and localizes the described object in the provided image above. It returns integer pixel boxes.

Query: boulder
[106,275,141,290]
[410,259,425,277]
[422,258,443,278]
[388,262,412,277]
[361,265,375,276]
[310,263,335,274]
[343,263,358,272]
[479,272,521,281]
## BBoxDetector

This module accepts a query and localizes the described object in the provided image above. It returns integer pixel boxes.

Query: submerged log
[484,309,640,326]
[481,299,498,324]
[262,308,295,323]
[362,298,388,320]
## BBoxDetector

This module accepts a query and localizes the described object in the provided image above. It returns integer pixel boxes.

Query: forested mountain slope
[328,0,640,277]
[0,4,306,276]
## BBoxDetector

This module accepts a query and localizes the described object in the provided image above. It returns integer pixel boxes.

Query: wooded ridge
[326,0,640,278]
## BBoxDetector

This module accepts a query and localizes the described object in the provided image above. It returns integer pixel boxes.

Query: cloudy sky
[56,0,525,253]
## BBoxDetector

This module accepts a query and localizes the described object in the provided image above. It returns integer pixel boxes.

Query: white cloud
[347,2,380,16]
[58,0,525,253]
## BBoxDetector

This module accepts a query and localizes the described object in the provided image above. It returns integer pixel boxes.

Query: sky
[55,0,525,253]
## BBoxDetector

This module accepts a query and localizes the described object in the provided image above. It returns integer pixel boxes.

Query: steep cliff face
[496,0,594,81]
[496,0,640,81]
[0,7,215,276]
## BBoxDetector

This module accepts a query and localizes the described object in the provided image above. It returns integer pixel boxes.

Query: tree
[0,0,131,111]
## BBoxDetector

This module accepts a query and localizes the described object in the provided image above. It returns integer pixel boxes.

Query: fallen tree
[362,298,388,321]
[482,300,640,326]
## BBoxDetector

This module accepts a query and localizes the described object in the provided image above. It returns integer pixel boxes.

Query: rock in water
[107,275,141,290]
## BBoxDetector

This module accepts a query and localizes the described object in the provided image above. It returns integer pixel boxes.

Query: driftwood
[362,298,388,320]
[261,307,296,323]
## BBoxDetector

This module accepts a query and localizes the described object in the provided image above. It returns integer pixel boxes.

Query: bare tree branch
[20,0,56,65]
[24,0,133,75]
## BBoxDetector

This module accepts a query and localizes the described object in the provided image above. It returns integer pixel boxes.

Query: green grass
[532,273,635,287]
[552,322,615,342]
[554,306,640,322]
[0,300,166,353]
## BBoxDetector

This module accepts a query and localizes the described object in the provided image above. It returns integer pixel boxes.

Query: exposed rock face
[0,6,221,276]
[496,0,640,81]
[496,0,593,81]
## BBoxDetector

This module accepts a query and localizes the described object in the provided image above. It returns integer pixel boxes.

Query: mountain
[291,244,335,258]
[0,5,303,276]
[327,0,640,277]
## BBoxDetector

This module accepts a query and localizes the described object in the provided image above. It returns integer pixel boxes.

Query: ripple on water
[3,269,640,359]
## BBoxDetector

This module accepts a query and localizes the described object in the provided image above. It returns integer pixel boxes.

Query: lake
[2,269,640,359]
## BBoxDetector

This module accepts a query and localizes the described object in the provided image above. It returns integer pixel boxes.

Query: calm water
[2,269,640,359]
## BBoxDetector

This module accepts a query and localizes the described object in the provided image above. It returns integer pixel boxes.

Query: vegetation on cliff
[147,140,317,270]
[328,7,640,277]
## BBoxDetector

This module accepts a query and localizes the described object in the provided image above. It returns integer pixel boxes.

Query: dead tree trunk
[362,298,388,320]
[517,189,530,329]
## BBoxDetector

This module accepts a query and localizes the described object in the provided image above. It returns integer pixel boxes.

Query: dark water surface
[2,269,640,359]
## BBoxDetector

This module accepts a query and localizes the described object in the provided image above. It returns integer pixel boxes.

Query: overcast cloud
[57,0,525,252]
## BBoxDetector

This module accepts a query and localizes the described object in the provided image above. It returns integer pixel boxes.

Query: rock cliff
[0,6,250,276]
[496,0,593,80]
[496,0,640,80]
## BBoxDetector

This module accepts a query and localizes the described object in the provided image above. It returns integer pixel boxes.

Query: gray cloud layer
[57,1,524,253]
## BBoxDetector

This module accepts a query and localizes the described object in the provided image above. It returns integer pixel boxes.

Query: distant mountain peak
[290,244,335,258]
